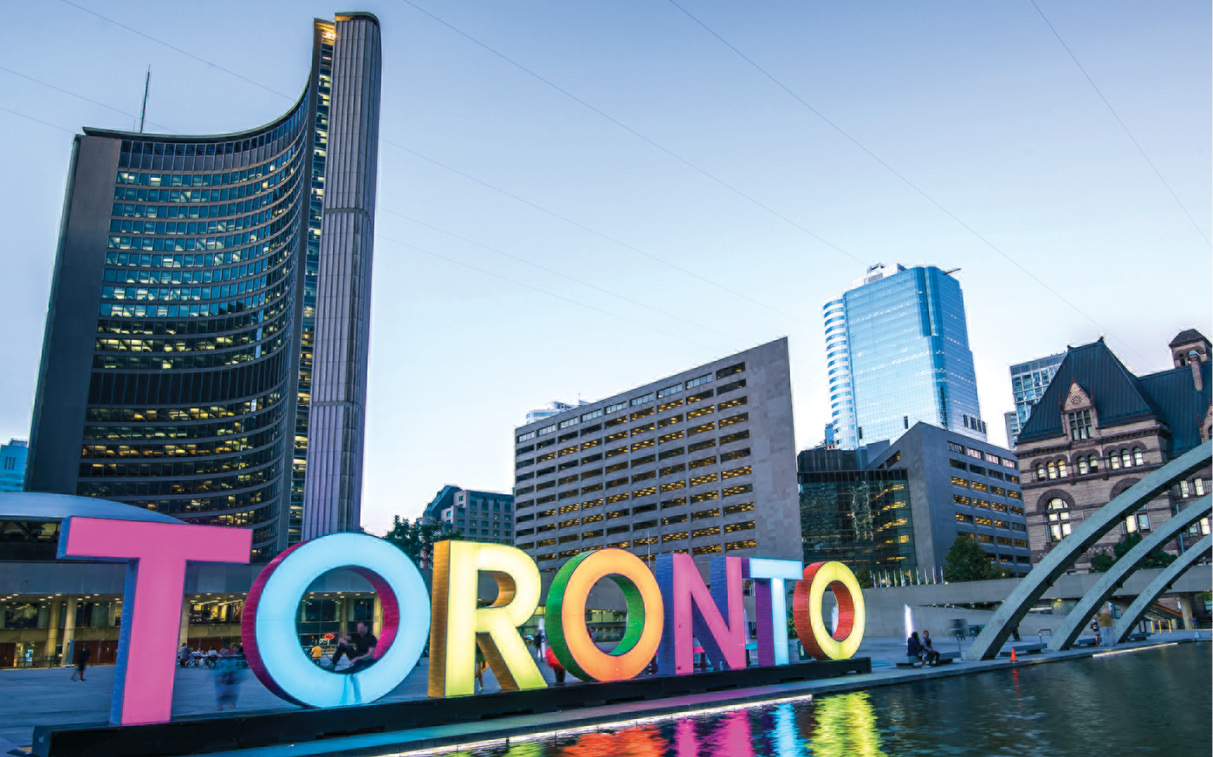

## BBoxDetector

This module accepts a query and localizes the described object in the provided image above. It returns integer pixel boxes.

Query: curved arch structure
[1046,495,1211,651]
[1113,534,1212,643]
[964,442,1212,661]
[26,14,381,559]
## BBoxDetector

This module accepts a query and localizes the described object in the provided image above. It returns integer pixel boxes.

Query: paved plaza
[0,632,1202,754]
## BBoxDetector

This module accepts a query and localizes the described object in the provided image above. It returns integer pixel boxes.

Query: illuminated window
[955,513,973,523]
[559,518,580,528]
[659,446,685,460]
[581,530,603,540]
[951,476,969,488]
[688,421,716,436]
[536,538,557,547]
[722,465,751,480]
[953,494,971,505]
[660,463,686,477]
[536,553,557,562]
[687,405,715,420]
[606,494,629,505]
[692,526,721,538]
[606,477,628,489]
[630,407,655,421]
[719,430,749,445]
[1108,452,1120,470]
[605,446,627,458]
[1035,463,1046,480]
[657,414,682,429]
[688,439,717,452]
[657,398,684,413]
[1057,460,1067,478]
[690,491,719,504]
[582,482,604,493]
[661,480,686,492]
[721,447,751,462]
[689,473,719,487]
[718,412,748,427]
[1047,498,1071,541]
[724,521,755,533]
[722,484,752,497]
[1121,450,1132,469]
[1133,449,1145,466]
[725,539,756,551]
[606,541,631,549]
[718,378,746,393]
[723,502,754,515]
[634,486,658,498]
[1068,409,1092,440]
[689,455,717,469]
[631,471,656,483]
[1078,457,1088,475]
[975,534,993,544]
[716,362,744,379]
[662,532,689,542]
[662,513,688,525]
[606,507,628,518]
[605,463,627,475]
[692,544,722,555]
[661,496,687,509]
[631,422,656,436]
[971,481,989,492]
[659,430,685,444]
[692,508,720,520]
[717,396,747,412]
[634,535,659,546]
[539,508,557,518]
[974,516,993,526]
[631,439,656,451]
[583,513,604,523]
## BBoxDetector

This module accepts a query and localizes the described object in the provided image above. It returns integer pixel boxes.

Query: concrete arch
[1108,477,1141,499]
[963,441,1212,661]
[1035,489,1075,513]
[1113,534,1212,643]
[1046,495,1211,651]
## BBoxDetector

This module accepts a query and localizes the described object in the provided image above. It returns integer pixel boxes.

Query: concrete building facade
[1016,332,1212,571]
[512,339,800,567]
[24,14,382,559]
[422,485,514,545]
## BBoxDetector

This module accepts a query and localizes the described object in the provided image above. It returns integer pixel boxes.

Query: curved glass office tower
[27,14,381,559]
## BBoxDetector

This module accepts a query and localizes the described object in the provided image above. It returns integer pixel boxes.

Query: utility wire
[57,0,817,330]
[380,235,724,351]
[0,106,76,134]
[1027,0,1210,247]
[664,0,1154,368]
[396,0,861,267]
[0,64,176,133]
[381,137,813,327]
[381,208,746,347]
[57,0,294,102]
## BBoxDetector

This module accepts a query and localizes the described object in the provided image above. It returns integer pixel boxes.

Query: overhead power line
[663,0,1154,368]
[1027,0,1210,248]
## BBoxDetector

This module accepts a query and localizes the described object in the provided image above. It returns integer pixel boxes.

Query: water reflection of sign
[57,517,866,726]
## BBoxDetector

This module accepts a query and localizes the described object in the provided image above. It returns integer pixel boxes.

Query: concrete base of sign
[33,658,870,757]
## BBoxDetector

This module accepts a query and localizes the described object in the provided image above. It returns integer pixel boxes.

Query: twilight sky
[2,1,1209,535]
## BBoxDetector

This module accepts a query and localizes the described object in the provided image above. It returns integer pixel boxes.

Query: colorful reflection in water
[449,643,1209,757]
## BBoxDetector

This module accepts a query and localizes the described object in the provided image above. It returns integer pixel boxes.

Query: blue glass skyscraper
[825,264,986,449]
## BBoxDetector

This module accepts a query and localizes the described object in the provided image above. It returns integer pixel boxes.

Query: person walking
[532,628,544,659]
[178,643,191,668]
[214,649,243,711]
[70,644,90,682]
[544,644,566,684]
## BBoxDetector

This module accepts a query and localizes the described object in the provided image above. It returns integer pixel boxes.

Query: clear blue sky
[2,1,1209,535]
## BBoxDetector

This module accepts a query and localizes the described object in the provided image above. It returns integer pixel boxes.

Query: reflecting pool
[452,643,1211,756]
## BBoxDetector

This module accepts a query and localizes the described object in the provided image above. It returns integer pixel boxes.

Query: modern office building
[421,485,514,544]
[512,339,800,567]
[25,13,382,559]
[800,423,1029,577]
[824,264,987,450]
[797,445,916,576]
[1003,352,1065,447]
[0,440,28,493]
[1017,332,1212,571]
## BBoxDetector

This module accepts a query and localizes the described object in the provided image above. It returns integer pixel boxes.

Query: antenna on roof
[943,268,961,276]
[139,66,151,134]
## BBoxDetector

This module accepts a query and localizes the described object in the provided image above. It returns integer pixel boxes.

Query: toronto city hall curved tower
[26,14,382,559]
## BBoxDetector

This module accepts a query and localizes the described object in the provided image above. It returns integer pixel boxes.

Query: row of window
[949,476,1023,500]
[516,499,756,534]
[1034,448,1146,480]
[952,494,1025,517]
[946,457,1020,484]
[946,441,1017,469]
[521,520,757,555]
[517,365,746,443]
[953,513,1027,533]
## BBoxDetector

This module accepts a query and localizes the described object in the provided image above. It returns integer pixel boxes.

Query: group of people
[906,630,942,666]
[177,643,245,667]
[308,621,380,674]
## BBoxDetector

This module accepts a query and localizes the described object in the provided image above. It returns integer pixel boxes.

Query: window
[1109,451,1120,470]
[724,520,755,533]
[947,442,965,454]
[723,501,754,515]
[1125,511,1150,533]
[657,431,684,446]
[951,476,969,488]
[581,408,604,422]
[955,513,973,524]
[692,508,720,520]
[1046,462,1057,479]
[722,465,751,479]
[1057,460,1067,478]
[1035,463,1046,481]
[719,430,749,445]
[1197,478,1206,496]
[559,417,579,429]
[722,484,752,497]
[967,448,983,460]
[606,401,627,414]
[1078,457,1088,475]
[718,378,746,393]
[1068,410,1092,440]
[717,396,747,412]
[689,438,717,452]
[688,421,716,436]
[716,362,744,379]
[693,544,722,555]
[662,513,688,525]
[719,412,748,427]
[1047,498,1071,542]
[687,405,715,420]
[657,414,682,428]
[630,407,655,421]
[725,539,757,551]
[1133,449,1145,467]
[685,373,712,389]
[1180,480,1190,498]
[657,383,683,398]
[631,392,656,407]
[662,532,689,543]
[657,398,684,413]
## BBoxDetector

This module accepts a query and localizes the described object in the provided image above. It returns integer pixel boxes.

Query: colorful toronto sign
[57,517,866,726]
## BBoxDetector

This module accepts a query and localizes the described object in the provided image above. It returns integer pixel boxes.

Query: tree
[944,534,1003,582]
[383,516,462,568]
[853,568,875,589]
[1089,531,1177,573]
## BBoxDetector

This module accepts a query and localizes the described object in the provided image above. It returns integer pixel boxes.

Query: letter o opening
[792,561,866,660]
[242,533,429,707]
[546,548,663,682]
